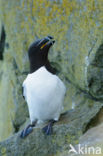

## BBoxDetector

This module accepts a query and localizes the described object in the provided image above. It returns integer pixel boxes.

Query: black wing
[22,86,25,99]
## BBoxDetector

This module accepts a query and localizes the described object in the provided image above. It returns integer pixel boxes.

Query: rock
[0,108,103,156]
[68,118,103,156]
[79,123,103,146]
[75,123,103,156]
[0,60,28,141]
[0,0,103,152]
[87,43,103,99]
[0,0,103,94]
[0,90,103,155]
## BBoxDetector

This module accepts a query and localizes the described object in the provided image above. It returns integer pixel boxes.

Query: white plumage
[23,66,66,124]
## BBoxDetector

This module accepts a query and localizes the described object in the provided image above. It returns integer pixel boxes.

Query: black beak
[47,36,54,40]
[38,36,55,50]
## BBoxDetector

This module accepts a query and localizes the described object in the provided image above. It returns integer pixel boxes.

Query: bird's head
[28,36,55,73]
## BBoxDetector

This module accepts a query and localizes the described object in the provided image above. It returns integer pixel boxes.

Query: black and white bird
[20,36,66,138]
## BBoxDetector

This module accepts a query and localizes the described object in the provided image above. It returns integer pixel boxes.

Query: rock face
[72,123,103,156]
[0,0,103,155]
[0,108,103,156]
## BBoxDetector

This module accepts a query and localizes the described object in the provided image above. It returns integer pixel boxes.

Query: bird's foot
[20,124,33,138]
[20,120,37,139]
[42,124,52,135]
[42,120,55,135]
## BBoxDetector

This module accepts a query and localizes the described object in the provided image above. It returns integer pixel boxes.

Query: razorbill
[20,36,66,138]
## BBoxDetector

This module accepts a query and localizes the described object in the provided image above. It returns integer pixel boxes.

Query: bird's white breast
[23,66,66,123]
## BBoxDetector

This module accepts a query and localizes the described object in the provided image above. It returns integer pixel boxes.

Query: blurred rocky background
[0,0,103,155]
